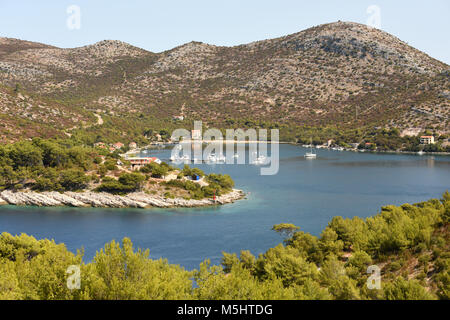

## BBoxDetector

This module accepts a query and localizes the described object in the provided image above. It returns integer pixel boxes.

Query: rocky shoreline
[0,189,245,209]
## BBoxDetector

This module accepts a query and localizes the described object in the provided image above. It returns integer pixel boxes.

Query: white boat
[171,154,190,162]
[206,153,217,162]
[304,138,317,159]
[305,152,317,159]
[252,155,268,165]
[418,151,424,156]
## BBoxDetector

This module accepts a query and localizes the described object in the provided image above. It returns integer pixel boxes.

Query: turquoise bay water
[0,145,449,270]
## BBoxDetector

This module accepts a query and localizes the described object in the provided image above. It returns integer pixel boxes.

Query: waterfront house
[420,136,435,145]
[129,142,137,149]
[113,142,124,150]
[128,157,161,170]
[94,142,106,149]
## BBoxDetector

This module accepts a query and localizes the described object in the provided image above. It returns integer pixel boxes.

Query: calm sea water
[0,145,449,270]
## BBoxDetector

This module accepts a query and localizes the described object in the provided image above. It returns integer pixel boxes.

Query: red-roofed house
[128,157,162,170]
[94,142,106,149]
[113,142,124,150]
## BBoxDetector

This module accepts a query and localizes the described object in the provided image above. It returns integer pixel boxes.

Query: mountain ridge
[0,21,448,142]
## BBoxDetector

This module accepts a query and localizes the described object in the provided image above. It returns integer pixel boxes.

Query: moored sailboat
[304,138,317,159]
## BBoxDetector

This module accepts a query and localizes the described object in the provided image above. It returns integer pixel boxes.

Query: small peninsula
[0,138,244,209]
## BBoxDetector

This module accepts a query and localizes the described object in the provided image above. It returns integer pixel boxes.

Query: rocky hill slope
[0,21,448,142]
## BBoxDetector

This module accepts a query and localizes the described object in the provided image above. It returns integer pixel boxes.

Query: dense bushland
[1,192,448,300]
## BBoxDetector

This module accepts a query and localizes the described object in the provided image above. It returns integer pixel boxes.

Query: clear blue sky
[1,0,449,64]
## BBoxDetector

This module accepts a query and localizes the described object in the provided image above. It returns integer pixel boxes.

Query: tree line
[0,138,98,191]
[1,192,448,300]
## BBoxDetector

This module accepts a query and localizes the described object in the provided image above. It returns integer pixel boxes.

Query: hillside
[0,21,448,142]
[0,84,92,143]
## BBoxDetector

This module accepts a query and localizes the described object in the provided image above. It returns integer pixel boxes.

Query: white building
[191,129,202,140]
[420,136,435,145]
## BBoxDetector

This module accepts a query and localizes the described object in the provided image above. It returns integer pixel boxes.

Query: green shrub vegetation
[95,172,146,195]
[1,192,448,300]
[140,162,173,178]
[162,167,233,200]
[0,138,98,192]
